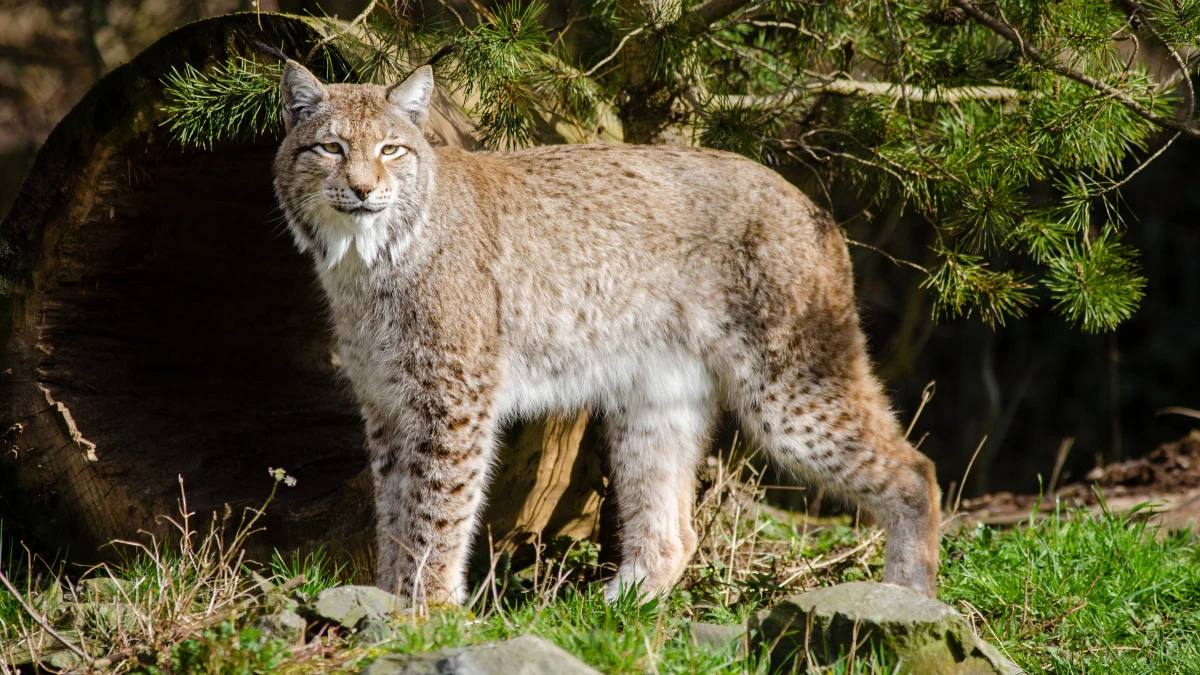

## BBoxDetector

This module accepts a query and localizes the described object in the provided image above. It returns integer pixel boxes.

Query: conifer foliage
[164,1,1200,331]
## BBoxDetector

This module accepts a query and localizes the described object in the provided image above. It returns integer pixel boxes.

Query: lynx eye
[380,144,407,157]
[317,142,343,155]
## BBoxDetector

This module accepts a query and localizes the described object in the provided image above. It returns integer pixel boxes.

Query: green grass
[147,622,291,675]
[941,500,1200,674]
[3,495,1200,673]
[264,546,350,600]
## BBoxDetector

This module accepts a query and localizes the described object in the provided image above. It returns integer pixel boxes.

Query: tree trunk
[0,12,604,569]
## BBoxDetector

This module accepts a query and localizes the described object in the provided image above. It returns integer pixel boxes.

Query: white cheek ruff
[325,229,354,269]
[303,204,410,270]
[353,215,388,267]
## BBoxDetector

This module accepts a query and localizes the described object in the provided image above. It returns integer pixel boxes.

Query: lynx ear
[281,60,327,131]
[386,66,435,130]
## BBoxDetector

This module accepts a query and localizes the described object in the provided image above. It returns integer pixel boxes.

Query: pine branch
[951,0,1200,139]
[162,58,283,149]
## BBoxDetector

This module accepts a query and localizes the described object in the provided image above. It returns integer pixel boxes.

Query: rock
[5,628,84,668]
[308,586,405,629]
[77,577,133,602]
[749,582,1020,674]
[360,635,602,675]
[37,583,68,623]
[43,647,85,671]
[255,607,307,644]
[356,617,401,644]
[78,602,140,633]
[685,622,744,651]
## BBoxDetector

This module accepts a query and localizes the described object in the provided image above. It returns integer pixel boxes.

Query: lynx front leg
[603,398,712,602]
[364,399,498,605]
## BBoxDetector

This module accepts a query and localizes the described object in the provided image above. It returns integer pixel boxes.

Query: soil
[954,430,1200,529]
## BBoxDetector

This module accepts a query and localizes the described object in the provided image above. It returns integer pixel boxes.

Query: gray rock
[4,629,84,668]
[360,635,602,675]
[308,586,405,629]
[686,622,744,651]
[255,607,307,644]
[43,647,85,671]
[749,582,1021,675]
[356,617,400,644]
[78,601,140,633]
[77,577,133,602]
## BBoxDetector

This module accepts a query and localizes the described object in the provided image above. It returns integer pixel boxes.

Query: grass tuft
[265,546,350,600]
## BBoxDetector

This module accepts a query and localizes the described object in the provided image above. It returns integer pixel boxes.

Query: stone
[255,607,308,644]
[308,586,405,629]
[749,582,1021,674]
[43,647,85,671]
[685,622,744,652]
[360,635,602,675]
[78,602,140,633]
[77,577,133,602]
[4,628,84,668]
[356,617,401,644]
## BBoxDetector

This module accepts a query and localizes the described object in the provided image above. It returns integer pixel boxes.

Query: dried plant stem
[1048,437,1076,495]
[952,436,988,517]
[905,381,937,439]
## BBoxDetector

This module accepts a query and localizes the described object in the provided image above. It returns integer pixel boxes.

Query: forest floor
[4,436,1200,674]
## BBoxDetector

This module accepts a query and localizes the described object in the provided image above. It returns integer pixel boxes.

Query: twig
[1157,406,1200,420]
[432,0,468,29]
[678,0,758,32]
[1090,131,1180,197]
[306,0,381,63]
[1124,0,1195,116]
[1048,437,1076,495]
[882,0,966,187]
[578,27,645,78]
[845,237,930,275]
[777,530,884,586]
[952,436,988,516]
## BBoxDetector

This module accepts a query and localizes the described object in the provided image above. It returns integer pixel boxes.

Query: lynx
[273,61,941,604]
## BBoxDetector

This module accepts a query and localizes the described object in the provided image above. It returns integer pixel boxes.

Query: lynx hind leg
[734,355,941,597]
[602,397,712,602]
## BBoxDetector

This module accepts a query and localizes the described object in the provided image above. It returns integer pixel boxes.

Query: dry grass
[0,471,310,673]
[684,436,884,615]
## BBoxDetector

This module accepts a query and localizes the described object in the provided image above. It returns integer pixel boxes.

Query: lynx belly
[499,346,716,421]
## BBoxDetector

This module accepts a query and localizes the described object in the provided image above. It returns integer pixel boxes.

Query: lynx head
[273,62,436,269]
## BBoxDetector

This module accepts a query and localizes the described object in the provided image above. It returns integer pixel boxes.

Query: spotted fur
[273,63,941,604]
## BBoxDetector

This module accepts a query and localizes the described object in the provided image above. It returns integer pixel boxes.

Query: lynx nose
[351,185,372,201]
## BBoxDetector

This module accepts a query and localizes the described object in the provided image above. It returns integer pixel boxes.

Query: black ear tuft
[250,40,290,63]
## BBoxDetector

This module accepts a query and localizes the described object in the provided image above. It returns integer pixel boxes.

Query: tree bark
[0,12,604,569]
